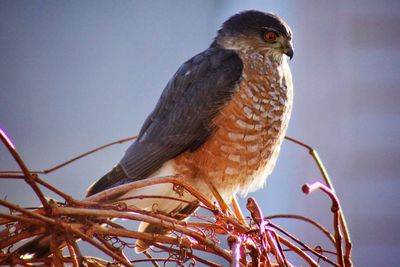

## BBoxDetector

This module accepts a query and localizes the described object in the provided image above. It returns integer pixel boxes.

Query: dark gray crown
[220,10,292,38]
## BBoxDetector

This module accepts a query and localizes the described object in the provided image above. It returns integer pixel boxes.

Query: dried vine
[0,129,352,266]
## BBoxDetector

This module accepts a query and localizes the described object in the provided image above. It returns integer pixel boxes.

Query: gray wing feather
[86,48,242,196]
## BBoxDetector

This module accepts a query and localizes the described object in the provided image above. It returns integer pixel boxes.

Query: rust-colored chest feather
[174,51,293,198]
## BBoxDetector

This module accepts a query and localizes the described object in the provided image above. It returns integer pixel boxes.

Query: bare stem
[269,222,338,266]
[277,235,319,267]
[303,182,344,267]
[53,206,231,262]
[285,136,352,266]
[0,135,138,175]
[0,129,49,212]
[266,214,335,245]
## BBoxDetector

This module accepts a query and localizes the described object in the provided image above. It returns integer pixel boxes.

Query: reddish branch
[303,182,344,267]
[0,129,49,212]
[266,214,336,245]
[285,136,353,267]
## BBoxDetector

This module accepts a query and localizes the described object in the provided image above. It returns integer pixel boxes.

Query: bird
[17,10,294,258]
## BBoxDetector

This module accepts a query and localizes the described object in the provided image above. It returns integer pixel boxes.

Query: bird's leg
[205,180,231,214]
[231,195,247,225]
[205,181,247,225]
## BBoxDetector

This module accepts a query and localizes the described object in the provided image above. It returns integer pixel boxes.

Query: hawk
[20,10,294,257]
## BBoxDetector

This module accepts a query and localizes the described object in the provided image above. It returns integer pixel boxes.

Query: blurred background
[0,1,399,266]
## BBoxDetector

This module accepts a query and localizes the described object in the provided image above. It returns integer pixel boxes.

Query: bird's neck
[241,47,286,65]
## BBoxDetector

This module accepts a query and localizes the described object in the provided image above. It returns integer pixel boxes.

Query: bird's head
[212,10,294,60]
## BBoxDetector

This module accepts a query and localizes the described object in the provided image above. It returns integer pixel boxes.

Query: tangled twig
[0,129,352,266]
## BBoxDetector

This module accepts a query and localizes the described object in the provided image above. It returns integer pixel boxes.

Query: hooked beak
[283,40,294,60]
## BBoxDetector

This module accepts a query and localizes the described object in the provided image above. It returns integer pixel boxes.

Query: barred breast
[174,50,293,201]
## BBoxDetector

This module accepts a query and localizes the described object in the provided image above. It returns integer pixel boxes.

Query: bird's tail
[14,235,52,260]
[135,202,199,253]
[13,204,199,258]
[135,222,168,253]
[15,225,157,257]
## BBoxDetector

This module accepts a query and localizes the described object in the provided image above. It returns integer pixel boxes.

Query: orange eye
[264,31,277,42]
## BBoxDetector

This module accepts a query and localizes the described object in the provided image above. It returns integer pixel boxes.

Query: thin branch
[66,239,83,267]
[130,258,184,265]
[266,230,286,266]
[269,222,338,266]
[303,182,344,267]
[0,200,132,266]
[142,251,160,267]
[59,224,133,266]
[277,235,319,267]
[50,235,63,267]
[103,225,224,259]
[53,206,232,262]
[266,214,335,245]
[0,135,138,175]
[66,242,79,267]
[0,199,55,225]
[0,174,83,207]
[153,243,223,267]
[285,135,352,267]
[228,235,242,267]
[0,129,49,212]
[270,230,289,267]
[0,212,44,226]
